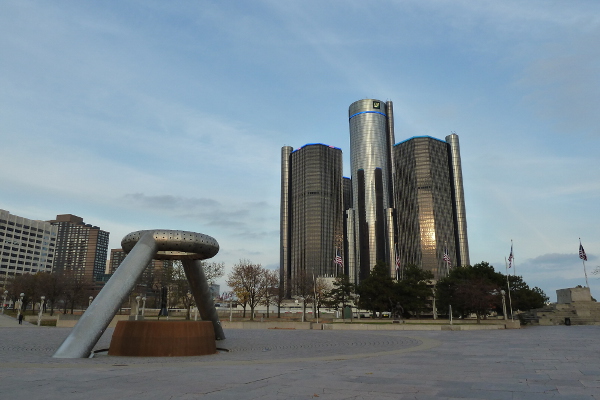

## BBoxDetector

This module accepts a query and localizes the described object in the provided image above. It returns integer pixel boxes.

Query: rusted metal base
[108,321,216,357]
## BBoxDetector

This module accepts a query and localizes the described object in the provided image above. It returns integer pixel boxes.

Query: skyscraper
[0,209,57,288]
[280,98,471,289]
[49,214,109,282]
[393,134,470,279]
[347,99,396,282]
[280,144,345,297]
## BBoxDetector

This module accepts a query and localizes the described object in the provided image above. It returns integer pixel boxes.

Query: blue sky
[1,1,598,301]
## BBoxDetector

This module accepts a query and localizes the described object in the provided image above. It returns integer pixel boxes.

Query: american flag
[443,247,451,265]
[579,243,587,261]
[334,248,344,268]
[508,244,514,268]
[395,248,401,271]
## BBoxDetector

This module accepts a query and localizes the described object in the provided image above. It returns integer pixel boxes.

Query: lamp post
[88,296,93,308]
[229,292,233,322]
[16,292,24,320]
[1,290,7,314]
[186,292,192,320]
[141,296,147,317]
[500,290,507,321]
[37,296,45,326]
[135,295,141,321]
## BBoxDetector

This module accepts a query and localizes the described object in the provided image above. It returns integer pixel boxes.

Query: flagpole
[511,239,516,276]
[505,257,514,321]
[580,238,590,288]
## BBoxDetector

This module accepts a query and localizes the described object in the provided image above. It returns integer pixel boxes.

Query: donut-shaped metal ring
[121,229,219,260]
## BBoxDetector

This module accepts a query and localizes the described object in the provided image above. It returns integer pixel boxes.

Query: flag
[443,247,451,265]
[508,244,514,268]
[395,249,401,271]
[334,248,344,268]
[579,243,587,261]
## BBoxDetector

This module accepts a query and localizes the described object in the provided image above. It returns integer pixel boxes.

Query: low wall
[56,314,130,328]
[325,322,517,331]
[221,321,314,330]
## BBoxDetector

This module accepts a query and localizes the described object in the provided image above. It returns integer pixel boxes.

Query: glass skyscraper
[280,99,470,292]
[393,134,470,279]
[347,99,396,282]
[280,144,345,297]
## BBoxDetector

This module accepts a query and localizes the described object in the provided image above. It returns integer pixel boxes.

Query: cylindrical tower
[280,146,293,297]
[349,99,392,280]
[445,133,470,266]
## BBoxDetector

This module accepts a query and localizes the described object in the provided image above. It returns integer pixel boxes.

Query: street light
[89,296,93,308]
[37,296,45,326]
[186,292,192,320]
[141,296,147,317]
[16,293,24,320]
[1,290,7,314]
[135,295,141,321]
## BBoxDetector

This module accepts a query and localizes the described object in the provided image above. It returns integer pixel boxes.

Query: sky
[1,0,599,302]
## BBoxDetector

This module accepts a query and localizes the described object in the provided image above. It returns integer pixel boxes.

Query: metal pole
[449,305,453,325]
[501,290,507,321]
[53,231,157,358]
[135,296,141,321]
[505,257,514,321]
[17,293,24,320]
[1,290,7,314]
[181,259,225,340]
[37,296,45,326]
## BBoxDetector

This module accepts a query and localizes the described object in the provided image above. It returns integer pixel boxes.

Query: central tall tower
[347,99,396,283]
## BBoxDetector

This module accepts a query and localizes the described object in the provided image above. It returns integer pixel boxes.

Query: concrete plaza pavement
[0,315,598,399]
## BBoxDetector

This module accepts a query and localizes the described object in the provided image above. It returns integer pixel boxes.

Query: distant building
[0,209,57,287]
[280,143,345,297]
[108,248,170,288]
[209,284,220,299]
[393,134,470,279]
[48,214,109,282]
[279,99,471,287]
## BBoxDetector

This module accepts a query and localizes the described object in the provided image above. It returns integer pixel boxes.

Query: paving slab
[0,325,599,399]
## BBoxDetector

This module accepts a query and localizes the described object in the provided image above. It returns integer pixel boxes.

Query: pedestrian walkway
[0,313,33,327]
[0,325,598,399]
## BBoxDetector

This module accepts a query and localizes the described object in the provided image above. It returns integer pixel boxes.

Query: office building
[0,209,57,287]
[280,144,345,297]
[346,99,396,282]
[393,134,470,279]
[280,98,471,288]
[49,214,109,282]
[109,248,170,288]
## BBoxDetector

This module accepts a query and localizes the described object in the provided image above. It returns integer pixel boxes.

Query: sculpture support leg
[182,259,225,340]
[53,232,158,358]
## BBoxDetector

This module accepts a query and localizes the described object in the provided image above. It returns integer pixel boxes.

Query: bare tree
[226,260,269,321]
[260,269,279,318]
[202,261,225,285]
[313,277,331,319]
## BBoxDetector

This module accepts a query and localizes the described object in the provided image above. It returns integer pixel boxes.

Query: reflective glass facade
[393,135,469,279]
[348,99,395,282]
[280,144,344,297]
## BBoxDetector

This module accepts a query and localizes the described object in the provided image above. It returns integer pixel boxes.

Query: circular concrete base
[108,321,216,357]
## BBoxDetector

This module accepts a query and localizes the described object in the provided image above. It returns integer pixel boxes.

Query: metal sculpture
[53,229,224,358]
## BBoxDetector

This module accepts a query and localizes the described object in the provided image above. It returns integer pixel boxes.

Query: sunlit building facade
[49,214,109,283]
[0,209,57,288]
[346,99,396,282]
[393,134,470,279]
[280,144,344,297]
